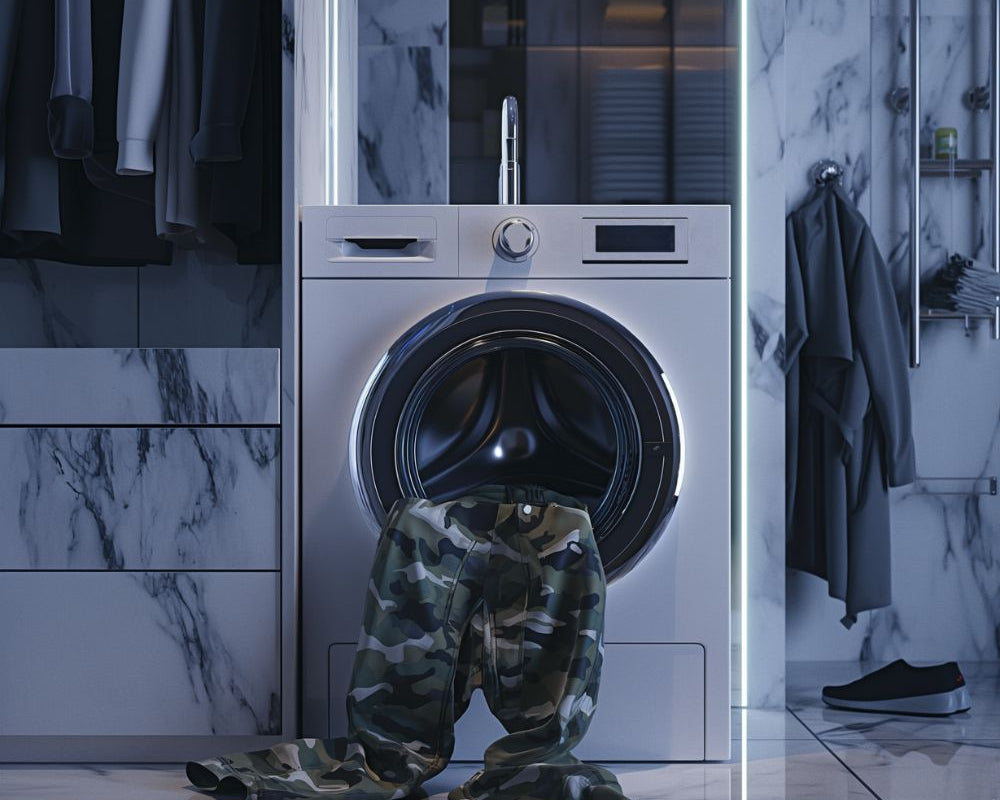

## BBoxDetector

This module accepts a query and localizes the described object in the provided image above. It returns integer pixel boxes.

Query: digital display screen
[595,224,675,253]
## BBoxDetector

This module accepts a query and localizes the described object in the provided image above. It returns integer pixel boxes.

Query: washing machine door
[351,292,682,579]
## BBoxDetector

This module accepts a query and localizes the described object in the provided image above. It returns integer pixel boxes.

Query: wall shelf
[920,309,998,334]
[920,310,995,320]
[919,158,993,178]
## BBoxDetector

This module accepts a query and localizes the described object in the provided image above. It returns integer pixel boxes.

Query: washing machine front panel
[351,292,682,581]
[302,276,730,752]
[301,204,731,759]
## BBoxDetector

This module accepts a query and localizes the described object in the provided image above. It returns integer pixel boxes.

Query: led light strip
[326,0,336,204]
[738,0,750,712]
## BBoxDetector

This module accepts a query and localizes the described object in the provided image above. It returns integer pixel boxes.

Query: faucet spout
[498,96,520,204]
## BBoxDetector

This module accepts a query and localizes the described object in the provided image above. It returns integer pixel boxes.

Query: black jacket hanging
[1,0,61,249]
[193,0,281,264]
[786,183,916,628]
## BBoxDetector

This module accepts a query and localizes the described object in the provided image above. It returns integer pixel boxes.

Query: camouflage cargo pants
[187,486,628,800]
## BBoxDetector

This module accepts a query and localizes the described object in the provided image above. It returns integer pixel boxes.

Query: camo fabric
[187,486,628,800]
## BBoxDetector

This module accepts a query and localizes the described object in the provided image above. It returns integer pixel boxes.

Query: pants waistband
[449,484,588,511]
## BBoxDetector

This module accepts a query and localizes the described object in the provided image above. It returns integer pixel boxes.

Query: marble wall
[357,0,448,203]
[0,255,281,349]
[744,0,788,708]
[785,0,1000,663]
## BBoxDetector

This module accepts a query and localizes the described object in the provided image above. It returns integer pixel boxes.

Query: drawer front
[0,428,279,570]
[0,572,280,736]
[0,348,279,425]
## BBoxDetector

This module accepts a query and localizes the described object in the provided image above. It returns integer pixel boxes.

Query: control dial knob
[493,217,538,262]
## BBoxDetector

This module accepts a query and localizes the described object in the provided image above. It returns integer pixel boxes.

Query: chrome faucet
[498,96,520,204]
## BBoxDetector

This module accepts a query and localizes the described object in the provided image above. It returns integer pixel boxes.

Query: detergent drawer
[301,205,459,278]
[327,642,705,762]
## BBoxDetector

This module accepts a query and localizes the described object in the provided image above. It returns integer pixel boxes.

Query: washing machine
[300,204,731,761]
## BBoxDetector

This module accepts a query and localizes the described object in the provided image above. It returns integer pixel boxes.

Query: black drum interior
[353,293,682,579]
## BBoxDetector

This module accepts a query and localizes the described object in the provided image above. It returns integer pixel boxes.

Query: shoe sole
[821,686,971,716]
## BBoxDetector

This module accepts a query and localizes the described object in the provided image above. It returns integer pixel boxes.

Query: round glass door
[352,292,682,579]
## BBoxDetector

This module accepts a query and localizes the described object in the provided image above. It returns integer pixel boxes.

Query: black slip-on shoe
[821,660,971,716]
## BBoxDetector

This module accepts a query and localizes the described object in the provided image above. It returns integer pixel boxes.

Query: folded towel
[923,253,1000,315]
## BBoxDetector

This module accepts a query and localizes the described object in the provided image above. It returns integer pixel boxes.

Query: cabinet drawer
[0,348,279,425]
[0,428,279,570]
[0,572,280,736]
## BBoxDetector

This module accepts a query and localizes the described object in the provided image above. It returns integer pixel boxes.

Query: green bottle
[934,127,958,159]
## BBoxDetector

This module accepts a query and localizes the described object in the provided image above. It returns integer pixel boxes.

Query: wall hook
[967,85,990,112]
[888,87,911,115]
[810,159,844,187]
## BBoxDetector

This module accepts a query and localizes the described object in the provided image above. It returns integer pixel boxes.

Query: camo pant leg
[186,494,629,800]
[449,500,628,800]
[187,497,494,799]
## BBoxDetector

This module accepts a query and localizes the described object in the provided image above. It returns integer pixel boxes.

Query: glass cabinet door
[449,0,736,205]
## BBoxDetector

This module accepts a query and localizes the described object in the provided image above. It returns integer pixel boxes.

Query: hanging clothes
[0,0,171,265]
[48,0,94,159]
[235,0,282,265]
[116,0,173,176]
[190,0,259,164]
[193,0,282,264]
[0,0,22,222]
[47,0,172,266]
[154,0,203,243]
[82,0,153,203]
[0,0,280,265]
[785,182,916,628]
[1,0,61,248]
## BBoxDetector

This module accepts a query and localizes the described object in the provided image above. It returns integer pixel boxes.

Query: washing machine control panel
[493,217,538,262]
[301,204,730,279]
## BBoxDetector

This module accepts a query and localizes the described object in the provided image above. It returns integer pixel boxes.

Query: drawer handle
[344,237,419,250]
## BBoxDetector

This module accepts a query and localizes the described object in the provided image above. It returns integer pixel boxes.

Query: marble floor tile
[610,740,874,800]
[0,740,873,800]
[426,741,873,800]
[791,704,1000,743]
[10,738,1000,798]
[788,661,1000,741]
[824,739,1000,800]
[732,708,816,740]
[0,765,199,800]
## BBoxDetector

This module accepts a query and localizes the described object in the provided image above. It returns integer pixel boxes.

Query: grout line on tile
[787,706,885,800]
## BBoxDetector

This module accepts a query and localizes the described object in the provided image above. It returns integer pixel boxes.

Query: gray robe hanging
[786,183,916,627]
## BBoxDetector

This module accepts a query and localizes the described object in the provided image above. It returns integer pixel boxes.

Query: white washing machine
[300,204,731,761]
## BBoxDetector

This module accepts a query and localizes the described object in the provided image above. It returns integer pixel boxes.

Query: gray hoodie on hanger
[785,183,916,628]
